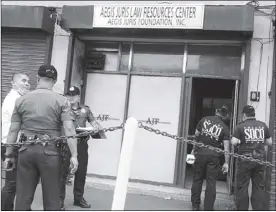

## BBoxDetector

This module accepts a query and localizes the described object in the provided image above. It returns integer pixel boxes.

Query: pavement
[2,174,236,211]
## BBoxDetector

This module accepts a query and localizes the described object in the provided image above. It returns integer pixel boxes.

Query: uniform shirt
[71,104,96,128]
[233,118,271,153]
[11,85,74,137]
[196,115,230,156]
[1,89,21,143]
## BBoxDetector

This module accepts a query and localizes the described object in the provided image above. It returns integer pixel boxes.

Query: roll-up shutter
[1,30,49,103]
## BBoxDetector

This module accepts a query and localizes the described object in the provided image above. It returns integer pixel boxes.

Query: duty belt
[22,134,59,146]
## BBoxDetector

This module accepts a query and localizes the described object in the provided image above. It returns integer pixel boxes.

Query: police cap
[66,86,80,96]
[242,105,255,116]
[38,65,57,80]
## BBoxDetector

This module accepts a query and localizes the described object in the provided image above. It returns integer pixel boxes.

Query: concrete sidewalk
[31,184,235,211]
[30,176,235,210]
[2,175,235,210]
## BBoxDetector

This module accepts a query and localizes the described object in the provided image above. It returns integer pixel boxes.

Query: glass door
[127,75,182,184]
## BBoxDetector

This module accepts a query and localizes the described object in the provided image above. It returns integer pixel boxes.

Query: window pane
[86,42,119,72]
[132,44,184,73]
[119,43,130,71]
[128,76,182,183]
[85,73,127,176]
[187,45,242,78]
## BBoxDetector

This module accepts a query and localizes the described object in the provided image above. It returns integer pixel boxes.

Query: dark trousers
[236,160,266,210]
[60,140,89,202]
[1,146,17,211]
[191,155,220,210]
[15,144,61,210]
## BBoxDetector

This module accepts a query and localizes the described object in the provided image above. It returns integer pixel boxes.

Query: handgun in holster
[57,140,70,160]
[13,133,27,157]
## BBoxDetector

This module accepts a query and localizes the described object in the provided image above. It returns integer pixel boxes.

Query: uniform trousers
[191,154,220,210]
[15,144,61,210]
[1,146,17,211]
[236,160,266,210]
[60,137,89,202]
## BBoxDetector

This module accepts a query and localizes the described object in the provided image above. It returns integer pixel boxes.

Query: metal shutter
[1,30,48,103]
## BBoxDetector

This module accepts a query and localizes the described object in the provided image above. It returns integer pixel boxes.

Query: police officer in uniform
[231,105,272,210]
[191,106,230,211]
[60,86,102,209]
[3,65,79,210]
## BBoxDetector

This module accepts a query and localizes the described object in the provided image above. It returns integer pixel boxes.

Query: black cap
[66,86,80,96]
[38,65,57,80]
[242,105,255,116]
[216,105,229,118]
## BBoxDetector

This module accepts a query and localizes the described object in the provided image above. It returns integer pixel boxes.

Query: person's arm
[231,126,241,146]
[5,122,21,155]
[5,99,22,154]
[231,137,241,146]
[221,127,230,174]
[1,95,16,143]
[265,137,272,146]
[60,98,78,173]
[264,125,272,146]
[86,106,102,131]
[4,101,22,170]
[191,119,203,154]
[63,120,78,158]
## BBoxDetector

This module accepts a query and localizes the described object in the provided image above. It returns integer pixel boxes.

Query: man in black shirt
[191,106,230,211]
[231,105,272,210]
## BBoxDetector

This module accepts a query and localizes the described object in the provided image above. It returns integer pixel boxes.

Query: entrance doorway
[184,78,236,193]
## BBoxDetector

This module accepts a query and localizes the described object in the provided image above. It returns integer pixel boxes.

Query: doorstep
[83,176,235,204]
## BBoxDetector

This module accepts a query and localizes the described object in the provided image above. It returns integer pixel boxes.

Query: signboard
[93,5,205,29]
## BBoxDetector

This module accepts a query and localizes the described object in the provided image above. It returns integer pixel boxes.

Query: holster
[57,140,70,160]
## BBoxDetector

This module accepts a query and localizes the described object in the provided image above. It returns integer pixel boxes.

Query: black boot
[73,198,91,208]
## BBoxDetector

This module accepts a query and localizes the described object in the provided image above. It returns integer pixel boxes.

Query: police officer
[231,105,272,210]
[3,65,79,210]
[191,106,230,211]
[60,86,102,209]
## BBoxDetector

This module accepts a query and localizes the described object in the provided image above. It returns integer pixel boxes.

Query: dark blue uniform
[191,115,230,210]
[233,117,271,210]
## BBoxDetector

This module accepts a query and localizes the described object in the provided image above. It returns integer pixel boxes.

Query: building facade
[1,1,275,200]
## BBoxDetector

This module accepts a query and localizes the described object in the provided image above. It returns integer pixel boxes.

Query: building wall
[51,23,70,94]
[4,1,274,125]
[248,12,274,125]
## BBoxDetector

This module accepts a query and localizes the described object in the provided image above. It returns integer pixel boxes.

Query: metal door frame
[177,44,247,188]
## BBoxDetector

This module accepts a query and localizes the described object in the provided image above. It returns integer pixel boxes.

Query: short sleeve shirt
[196,116,230,156]
[71,104,96,128]
[233,118,271,153]
[11,87,74,137]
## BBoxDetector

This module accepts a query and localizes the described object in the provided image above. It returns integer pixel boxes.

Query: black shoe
[73,198,91,208]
